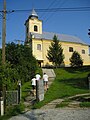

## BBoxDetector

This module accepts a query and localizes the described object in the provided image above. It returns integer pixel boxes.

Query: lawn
[33,66,90,108]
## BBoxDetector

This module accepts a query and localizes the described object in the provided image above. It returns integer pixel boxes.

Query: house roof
[31,32,88,45]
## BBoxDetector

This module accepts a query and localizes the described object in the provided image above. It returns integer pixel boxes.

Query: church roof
[31,32,88,45]
[29,9,38,19]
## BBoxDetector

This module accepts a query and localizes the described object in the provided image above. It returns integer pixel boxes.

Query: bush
[6,103,25,116]
[0,62,19,90]
[69,51,83,67]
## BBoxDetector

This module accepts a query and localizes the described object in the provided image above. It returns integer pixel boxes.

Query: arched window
[82,49,85,54]
[37,44,41,50]
[34,25,38,32]
[69,47,73,52]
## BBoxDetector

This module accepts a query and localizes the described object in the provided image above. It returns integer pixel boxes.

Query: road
[9,108,90,120]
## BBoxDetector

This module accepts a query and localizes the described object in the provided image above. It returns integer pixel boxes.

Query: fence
[6,90,18,105]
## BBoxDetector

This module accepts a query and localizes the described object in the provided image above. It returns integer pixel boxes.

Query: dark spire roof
[29,9,38,19]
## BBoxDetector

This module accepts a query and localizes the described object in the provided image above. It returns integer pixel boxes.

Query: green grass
[80,102,90,107]
[21,81,32,100]
[33,67,90,108]
[56,101,69,108]
[0,103,25,120]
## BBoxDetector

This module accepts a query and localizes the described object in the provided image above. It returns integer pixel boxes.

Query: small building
[25,9,90,67]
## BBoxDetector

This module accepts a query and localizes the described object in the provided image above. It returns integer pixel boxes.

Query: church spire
[29,9,38,19]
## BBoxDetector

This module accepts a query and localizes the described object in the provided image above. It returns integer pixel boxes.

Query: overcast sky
[0,0,90,48]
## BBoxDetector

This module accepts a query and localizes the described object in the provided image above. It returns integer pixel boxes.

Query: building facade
[25,9,90,67]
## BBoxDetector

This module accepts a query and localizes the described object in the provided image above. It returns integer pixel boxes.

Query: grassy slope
[34,67,90,108]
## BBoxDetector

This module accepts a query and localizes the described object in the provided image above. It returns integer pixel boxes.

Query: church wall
[61,42,90,66]
[32,38,90,66]
[32,39,43,61]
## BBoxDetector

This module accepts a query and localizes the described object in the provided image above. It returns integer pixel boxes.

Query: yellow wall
[29,18,42,34]
[61,42,90,66]
[32,38,90,66]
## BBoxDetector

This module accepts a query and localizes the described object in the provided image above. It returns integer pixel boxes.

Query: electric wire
[44,0,67,23]
[40,0,59,20]
[0,6,90,13]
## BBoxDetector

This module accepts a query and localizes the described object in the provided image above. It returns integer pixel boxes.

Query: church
[24,9,90,67]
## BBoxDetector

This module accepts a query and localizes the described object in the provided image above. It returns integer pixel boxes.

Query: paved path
[9,108,90,120]
[42,68,56,86]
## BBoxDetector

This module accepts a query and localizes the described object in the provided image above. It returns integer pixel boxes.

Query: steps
[42,68,56,86]
[23,68,56,110]
[42,68,56,78]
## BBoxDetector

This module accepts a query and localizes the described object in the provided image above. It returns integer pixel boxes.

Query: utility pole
[2,0,6,64]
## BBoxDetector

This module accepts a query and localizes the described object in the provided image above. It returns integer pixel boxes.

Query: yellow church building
[25,9,90,67]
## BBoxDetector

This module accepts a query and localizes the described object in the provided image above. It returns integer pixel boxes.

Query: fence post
[0,96,4,116]
[36,80,39,102]
[18,81,21,103]
[3,85,6,114]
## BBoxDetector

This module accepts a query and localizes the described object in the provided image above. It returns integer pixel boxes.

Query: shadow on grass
[59,77,89,89]
[64,66,90,74]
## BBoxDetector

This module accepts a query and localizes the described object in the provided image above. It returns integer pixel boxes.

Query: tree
[5,42,38,83]
[0,62,19,90]
[69,51,83,67]
[47,35,64,67]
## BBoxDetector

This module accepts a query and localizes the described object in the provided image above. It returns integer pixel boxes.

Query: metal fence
[6,90,18,105]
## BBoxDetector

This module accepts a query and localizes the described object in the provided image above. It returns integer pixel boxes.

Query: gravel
[9,108,90,120]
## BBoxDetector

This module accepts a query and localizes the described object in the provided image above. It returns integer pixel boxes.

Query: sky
[0,0,90,48]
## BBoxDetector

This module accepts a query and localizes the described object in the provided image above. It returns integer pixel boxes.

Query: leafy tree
[47,35,64,67]
[69,51,83,67]
[6,42,38,83]
[0,62,19,90]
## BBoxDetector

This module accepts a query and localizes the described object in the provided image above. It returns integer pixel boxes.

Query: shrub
[69,51,83,67]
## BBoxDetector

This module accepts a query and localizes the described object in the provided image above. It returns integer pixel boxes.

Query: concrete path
[9,108,90,120]
[42,68,56,78]
[42,68,56,86]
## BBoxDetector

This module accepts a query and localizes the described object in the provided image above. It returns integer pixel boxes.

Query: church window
[69,47,73,52]
[82,49,85,54]
[34,25,38,32]
[37,44,41,50]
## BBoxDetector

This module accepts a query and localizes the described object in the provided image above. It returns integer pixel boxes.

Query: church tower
[25,9,42,42]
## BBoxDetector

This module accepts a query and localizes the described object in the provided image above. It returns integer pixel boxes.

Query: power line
[40,0,58,19]
[44,0,67,23]
[0,6,90,13]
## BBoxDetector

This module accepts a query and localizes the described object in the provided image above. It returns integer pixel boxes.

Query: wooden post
[2,0,6,64]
